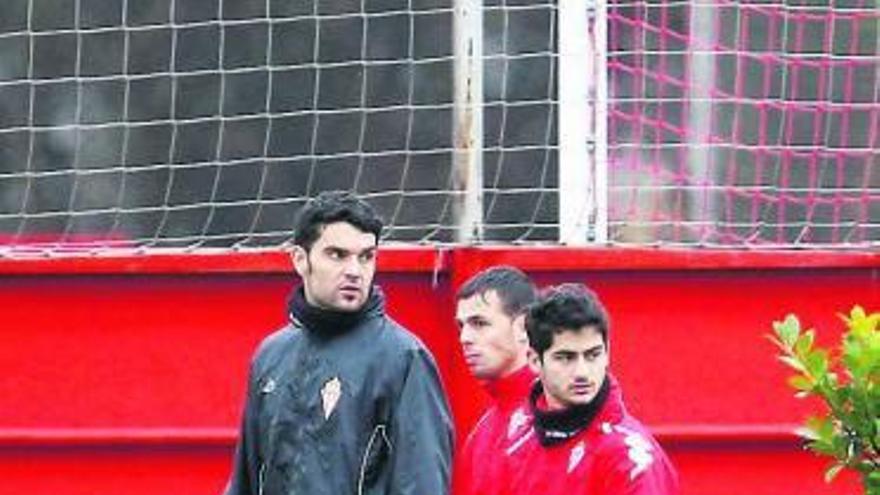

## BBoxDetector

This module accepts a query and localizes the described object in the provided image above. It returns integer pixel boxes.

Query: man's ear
[291,246,309,278]
[527,347,542,374]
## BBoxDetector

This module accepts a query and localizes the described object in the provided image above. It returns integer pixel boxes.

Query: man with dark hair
[453,266,537,495]
[496,283,678,495]
[225,191,453,495]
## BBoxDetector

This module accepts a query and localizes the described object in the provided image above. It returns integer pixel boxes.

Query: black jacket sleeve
[224,359,262,495]
[388,347,454,494]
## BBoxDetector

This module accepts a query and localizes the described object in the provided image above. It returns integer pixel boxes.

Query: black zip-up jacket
[224,291,453,495]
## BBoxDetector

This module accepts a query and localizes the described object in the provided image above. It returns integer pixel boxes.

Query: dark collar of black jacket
[529,375,611,447]
[288,285,385,339]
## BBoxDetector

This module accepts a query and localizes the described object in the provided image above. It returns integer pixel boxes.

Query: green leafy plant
[769,306,879,494]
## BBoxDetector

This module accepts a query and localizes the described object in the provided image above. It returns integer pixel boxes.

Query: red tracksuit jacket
[453,365,537,495]
[495,376,679,495]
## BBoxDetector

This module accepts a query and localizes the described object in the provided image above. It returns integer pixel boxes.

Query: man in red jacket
[497,283,679,495]
[453,266,537,495]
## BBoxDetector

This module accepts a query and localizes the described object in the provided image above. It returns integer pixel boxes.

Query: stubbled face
[293,222,377,312]
[530,326,608,410]
[456,290,527,380]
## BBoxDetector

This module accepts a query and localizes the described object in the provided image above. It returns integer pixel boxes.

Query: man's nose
[342,257,362,278]
[573,357,591,377]
[459,325,473,344]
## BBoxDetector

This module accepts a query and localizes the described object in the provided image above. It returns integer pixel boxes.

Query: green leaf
[868,331,880,359]
[767,334,786,352]
[851,305,866,321]
[826,372,839,388]
[825,463,845,483]
[768,306,880,495]
[776,306,880,494]
[803,416,838,451]
[848,306,879,341]
[779,355,806,373]
[774,315,801,348]
[788,374,814,392]
[796,330,816,357]
[807,437,838,456]
[805,349,829,378]
[843,337,866,374]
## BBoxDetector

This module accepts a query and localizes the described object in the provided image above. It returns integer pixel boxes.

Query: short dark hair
[456,266,536,317]
[525,283,610,357]
[293,191,384,251]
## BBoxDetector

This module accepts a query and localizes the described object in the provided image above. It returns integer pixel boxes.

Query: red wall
[0,247,876,495]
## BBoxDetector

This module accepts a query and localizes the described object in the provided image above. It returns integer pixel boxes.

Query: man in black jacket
[225,191,453,495]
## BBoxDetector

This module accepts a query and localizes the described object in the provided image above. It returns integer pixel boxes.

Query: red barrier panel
[0,247,876,495]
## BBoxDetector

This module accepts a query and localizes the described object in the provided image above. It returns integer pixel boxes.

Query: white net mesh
[0,0,558,255]
[606,0,878,247]
[0,0,876,257]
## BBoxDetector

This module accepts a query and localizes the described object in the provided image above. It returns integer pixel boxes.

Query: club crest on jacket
[507,406,529,439]
[568,441,586,473]
[321,376,342,419]
[261,377,276,394]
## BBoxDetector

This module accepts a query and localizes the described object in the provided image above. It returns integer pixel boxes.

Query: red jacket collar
[486,365,536,407]
[594,374,626,426]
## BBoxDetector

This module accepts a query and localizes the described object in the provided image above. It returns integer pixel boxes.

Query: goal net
[0,0,875,256]
[607,0,878,246]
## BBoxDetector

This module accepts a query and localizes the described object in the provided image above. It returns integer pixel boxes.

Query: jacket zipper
[357,424,389,495]
[258,463,266,495]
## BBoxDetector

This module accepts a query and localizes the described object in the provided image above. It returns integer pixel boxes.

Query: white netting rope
[0,0,876,258]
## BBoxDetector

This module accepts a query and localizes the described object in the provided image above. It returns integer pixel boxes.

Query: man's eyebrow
[466,315,489,324]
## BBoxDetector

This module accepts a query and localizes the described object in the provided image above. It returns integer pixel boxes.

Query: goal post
[453,0,484,244]
[558,0,609,245]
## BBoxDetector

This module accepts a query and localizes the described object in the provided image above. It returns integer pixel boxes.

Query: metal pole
[453,0,484,243]
[687,0,717,240]
[594,0,609,243]
[559,0,595,245]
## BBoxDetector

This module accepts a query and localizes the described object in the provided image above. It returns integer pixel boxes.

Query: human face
[456,290,528,380]
[293,221,377,312]
[529,326,608,411]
